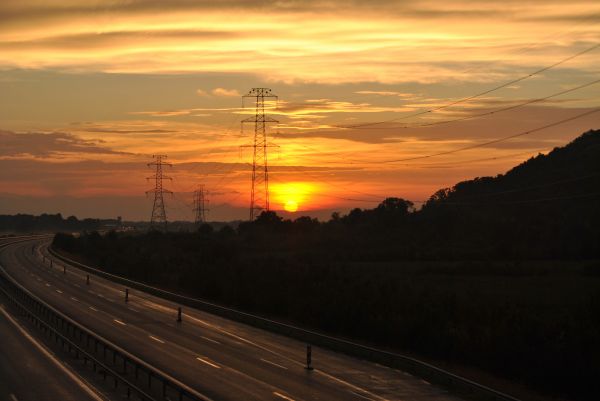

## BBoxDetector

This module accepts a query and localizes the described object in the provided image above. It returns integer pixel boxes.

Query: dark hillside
[420,129,600,259]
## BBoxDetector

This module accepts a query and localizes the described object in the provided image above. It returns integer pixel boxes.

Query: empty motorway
[0,238,464,401]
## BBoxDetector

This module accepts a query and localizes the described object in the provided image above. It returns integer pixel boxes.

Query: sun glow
[271,182,316,213]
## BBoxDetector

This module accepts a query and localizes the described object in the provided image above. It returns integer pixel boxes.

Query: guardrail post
[86,274,90,285]
[305,344,313,370]
[177,307,182,323]
[125,288,129,303]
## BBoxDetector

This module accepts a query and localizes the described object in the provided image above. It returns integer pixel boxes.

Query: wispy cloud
[0,130,130,159]
[212,88,240,97]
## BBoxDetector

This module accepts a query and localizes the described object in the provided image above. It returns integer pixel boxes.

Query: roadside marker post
[63,265,66,275]
[86,274,90,285]
[305,344,313,370]
[177,307,182,323]
[125,288,129,303]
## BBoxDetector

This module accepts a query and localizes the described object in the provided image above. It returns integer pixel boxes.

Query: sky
[1,0,599,222]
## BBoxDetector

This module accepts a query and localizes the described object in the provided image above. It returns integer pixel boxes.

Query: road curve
[0,238,465,401]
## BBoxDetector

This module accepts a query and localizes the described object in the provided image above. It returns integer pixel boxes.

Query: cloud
[355,91,415,98]
[196,89,208,96]
[212,88,240,97]
[0,130,129,159]
[0,1,598,84]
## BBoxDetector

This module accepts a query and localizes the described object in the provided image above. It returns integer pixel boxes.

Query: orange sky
[1,1,599,221]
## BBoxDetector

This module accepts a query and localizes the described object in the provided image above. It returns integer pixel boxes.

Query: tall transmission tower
[242,88,278,220]
[193,185,209,225]
[146,154,172,231]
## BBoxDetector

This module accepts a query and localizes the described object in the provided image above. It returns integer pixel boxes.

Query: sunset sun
[271,182,316,213]
[284,199,299,212]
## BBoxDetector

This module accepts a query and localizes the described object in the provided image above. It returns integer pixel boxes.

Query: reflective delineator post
[177,307,182,323]
[305,344,313,370]
[125,288,129,303]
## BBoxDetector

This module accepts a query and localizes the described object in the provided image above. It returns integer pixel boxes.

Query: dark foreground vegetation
[54,130,600,400]
[0,213,104,233]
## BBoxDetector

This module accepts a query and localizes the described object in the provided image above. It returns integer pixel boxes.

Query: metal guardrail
[0,247,212,401]
[49,244,521,401]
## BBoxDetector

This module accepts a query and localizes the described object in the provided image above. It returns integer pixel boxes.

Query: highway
[0,238,464,401]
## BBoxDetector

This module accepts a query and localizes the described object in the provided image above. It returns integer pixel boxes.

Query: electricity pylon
[193,185,209,225]
[242,88,278,221]
[146,154,172,231]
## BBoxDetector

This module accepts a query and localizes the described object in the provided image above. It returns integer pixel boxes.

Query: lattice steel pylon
[146,154,172,231]
[193,185,209,225]
[242,88,278,221]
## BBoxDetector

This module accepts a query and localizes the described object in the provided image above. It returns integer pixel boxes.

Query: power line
[358,78,600,129]
[378,108,600,163]
[341,42,600,129]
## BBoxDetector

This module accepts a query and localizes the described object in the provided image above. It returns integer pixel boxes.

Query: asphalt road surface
[0,238,464,401]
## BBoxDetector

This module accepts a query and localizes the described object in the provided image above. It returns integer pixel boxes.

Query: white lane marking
[420,379,431,386]
[89,306,99,312]
[114,319,126,326]
[36,278,42,282]
[149,335,165,344]
[9,394,18,401]
[260,358,288,370]
[70,297,79,302]
[128,307,140,313]
[273,392,295,401]
[186,313,389,400]
[45,283,51,287]
[74,284,81,288]
[0,307,105,401]
[201,336,221,345]
[196,356,220,369]
[55,289,63,294]
[97,294,105,298]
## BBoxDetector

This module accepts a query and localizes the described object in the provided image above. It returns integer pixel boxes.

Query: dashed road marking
[71,297,79,302]
[55,289,63,294]
[273,392,295,401]
[260,358,288,370]
[114,319,126,326]
[196,356,220,369]
[128,307,140,313]
[89,306,99,312]
[201,336,221,345]
[149,335,165,344]
[45,283,51,287]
